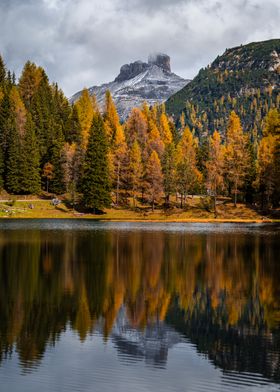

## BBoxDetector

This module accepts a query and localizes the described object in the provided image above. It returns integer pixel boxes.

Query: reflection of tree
[0,227,279,377]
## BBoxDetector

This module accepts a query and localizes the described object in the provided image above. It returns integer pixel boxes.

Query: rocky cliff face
[148,53,171,72]
[70,54,189,121]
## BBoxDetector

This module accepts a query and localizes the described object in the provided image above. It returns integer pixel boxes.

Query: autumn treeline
[0,230,279,367]
[0,56,279,211]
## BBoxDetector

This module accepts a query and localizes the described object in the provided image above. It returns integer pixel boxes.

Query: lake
[0,220,279,392]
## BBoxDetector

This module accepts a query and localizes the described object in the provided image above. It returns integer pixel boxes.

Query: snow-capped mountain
[70,54,190,121]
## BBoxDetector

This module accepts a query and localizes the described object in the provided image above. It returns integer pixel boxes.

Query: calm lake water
[0,220,280,392]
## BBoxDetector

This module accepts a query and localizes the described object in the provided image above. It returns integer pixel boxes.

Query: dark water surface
[0,220,280,392]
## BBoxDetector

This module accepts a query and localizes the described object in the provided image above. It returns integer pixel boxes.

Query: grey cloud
[0,0,279,96]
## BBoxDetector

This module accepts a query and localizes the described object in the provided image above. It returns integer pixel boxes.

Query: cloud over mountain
[0,0,279,96]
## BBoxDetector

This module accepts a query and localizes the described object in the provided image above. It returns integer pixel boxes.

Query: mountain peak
[114,60,149,83]
[148,53,171,72]
[114,53,171,83]
[71,53,189,120]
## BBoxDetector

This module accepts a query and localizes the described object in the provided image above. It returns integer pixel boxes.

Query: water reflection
[0,221,279,386]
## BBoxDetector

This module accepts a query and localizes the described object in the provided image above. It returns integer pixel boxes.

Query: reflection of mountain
[111,307,182,368]
[167,298,280,384]
[0,222,279,382]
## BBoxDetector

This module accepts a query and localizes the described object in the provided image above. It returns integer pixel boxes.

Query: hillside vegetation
[166,39,280,138]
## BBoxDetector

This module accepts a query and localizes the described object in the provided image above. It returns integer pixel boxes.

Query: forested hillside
[0,51,279,213]
[166,39,280,138]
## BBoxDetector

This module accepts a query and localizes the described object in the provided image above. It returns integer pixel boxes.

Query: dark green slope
[166,39,280,136]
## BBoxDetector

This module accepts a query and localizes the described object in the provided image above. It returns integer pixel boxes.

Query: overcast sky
[0,0,279,96]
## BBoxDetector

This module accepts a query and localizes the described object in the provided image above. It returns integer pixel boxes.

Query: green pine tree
[30,71,54,158]
[21,114,41,194]
[0,144,4,190]
[6,115,22,194]
[48,121,66,195]
[82,114,111,212]
[0,55,6,88]
[0,92,11,154]
[65,105,82,144]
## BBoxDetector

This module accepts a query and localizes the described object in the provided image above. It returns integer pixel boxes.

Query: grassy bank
[0,197,277,222]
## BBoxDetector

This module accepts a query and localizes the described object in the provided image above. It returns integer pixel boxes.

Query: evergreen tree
[261,109,280,206]
[0,92,11,156]
[82,114,111,212]
[0,55,6,88]
[6,115,21,194]
[197,137,210,181]
[52,83,71,134]
[65,105,82,144]
[30,70,55,158]
[48,121,66,194]
[21,114,41,194]
[0,145,4,190]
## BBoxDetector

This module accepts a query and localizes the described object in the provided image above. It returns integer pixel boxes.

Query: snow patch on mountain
[70,54,190,121]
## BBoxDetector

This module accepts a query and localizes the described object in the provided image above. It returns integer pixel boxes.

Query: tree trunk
[116,161,120,206]
[165,194,170,208]
[234,179,237,207]
[214,195,217,218]
[133,190,136,208]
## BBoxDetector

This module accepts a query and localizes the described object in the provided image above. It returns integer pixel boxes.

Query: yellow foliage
[104,90,121,141]
[75,88,95,149]
[159,113,173,145]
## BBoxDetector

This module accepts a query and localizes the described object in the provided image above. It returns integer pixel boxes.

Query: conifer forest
[0,55,279,214]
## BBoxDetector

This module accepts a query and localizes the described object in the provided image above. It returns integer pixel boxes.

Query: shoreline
[0,216,277,223]
[0,199,278,223]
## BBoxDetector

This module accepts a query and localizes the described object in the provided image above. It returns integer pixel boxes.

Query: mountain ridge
[166,38,280,136]
[70,53,190,121]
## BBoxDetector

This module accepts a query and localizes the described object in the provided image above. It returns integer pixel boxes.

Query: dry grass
[0,197,276,222]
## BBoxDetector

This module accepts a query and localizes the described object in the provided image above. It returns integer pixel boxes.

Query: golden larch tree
[159,112,173,146]
[176,127,201,207]
[225,111,250,207]
[104,90,121,142]
[129,140,143,207]
[111,125,128,205]
[75,88,95,149]
[146,150,163,211]
[206,130,225,214]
